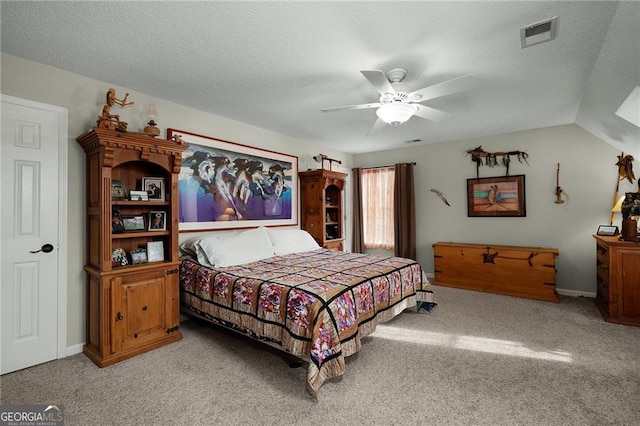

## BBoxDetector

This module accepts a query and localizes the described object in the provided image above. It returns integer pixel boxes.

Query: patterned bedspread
[179,248,434,394]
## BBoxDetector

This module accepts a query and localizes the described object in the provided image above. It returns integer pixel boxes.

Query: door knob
[30,243,54,254]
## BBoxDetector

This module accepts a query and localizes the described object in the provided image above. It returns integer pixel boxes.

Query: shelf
[112,231,169,239]
[113,200,170,207]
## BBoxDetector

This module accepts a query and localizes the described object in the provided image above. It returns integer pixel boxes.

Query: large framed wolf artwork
[167,129,298,231]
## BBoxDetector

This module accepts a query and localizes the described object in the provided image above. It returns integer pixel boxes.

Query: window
[361,167,395,250]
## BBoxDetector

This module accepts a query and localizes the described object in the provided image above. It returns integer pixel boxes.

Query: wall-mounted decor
[467,175,526,217]
[466,146,529,179]
[167,129,298,231]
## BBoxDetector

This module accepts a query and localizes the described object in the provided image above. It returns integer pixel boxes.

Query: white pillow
[197,227,275,267]
[266,227,320,255]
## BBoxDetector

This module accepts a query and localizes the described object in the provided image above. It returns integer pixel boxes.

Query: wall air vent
[520,16,558,49]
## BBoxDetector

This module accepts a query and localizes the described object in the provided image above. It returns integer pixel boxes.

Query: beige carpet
[2,285,639,425]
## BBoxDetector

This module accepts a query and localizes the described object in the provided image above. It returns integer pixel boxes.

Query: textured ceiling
[1,1,638,154]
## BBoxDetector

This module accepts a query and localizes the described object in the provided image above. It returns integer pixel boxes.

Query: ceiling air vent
[520,16,558,49]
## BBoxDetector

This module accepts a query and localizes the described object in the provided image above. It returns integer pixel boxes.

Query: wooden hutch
[77,128,186,366]
[299,169,347,251]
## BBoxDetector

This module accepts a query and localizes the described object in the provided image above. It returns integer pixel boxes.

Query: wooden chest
[433,242,559,302]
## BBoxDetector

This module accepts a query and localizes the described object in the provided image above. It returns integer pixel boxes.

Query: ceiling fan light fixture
[376,103,416,126]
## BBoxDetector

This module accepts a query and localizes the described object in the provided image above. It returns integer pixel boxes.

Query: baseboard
[556,288,596,298]
[66,343,84,357]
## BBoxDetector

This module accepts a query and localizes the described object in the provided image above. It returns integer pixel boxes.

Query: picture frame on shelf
[148,211,166,231]
[112,209,125,234]
[111,180,127,201]
[146,241,164,262]
[123,215,145,231]
[129,190,149,201]
[130,248,147,265]
[167,128,298,231]
[467,175,526,217]
[111,248,128,267]
[142,177,165,201]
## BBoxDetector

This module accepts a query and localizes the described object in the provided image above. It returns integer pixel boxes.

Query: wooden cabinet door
[113,270,168,352]
[619,249,640,319]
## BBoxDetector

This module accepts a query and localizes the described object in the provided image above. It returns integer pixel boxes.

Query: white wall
[0,53,352,349]
[353,124,637,296]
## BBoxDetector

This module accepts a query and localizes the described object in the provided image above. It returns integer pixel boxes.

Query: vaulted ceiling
[1,1,638,155]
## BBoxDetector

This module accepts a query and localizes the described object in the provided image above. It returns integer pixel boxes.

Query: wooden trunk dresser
[433,242,559,302]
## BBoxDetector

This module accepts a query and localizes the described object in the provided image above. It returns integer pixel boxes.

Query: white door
[1,95,68,374]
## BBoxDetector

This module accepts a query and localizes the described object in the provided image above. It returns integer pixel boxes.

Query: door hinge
[166,325,180,334]
[166,268,179,275]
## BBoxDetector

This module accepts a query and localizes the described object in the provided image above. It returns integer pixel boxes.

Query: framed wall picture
[148,211,166,231]
[467,175,526,217]
[142,177,165,201]
[167,128,298,231]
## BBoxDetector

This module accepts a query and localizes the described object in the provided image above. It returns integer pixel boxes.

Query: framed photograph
[142,177,165,201]
[111,180,127,200]
[123,215,145,231]
[129,190,149,201]
[467,175,526,217]
[130,248,147,265]
[111,248,128,267]
[148,211,166,231]
[168,128,298,231]
[111,209,125,234]
[146,241,164,262]
[596,225,619,236]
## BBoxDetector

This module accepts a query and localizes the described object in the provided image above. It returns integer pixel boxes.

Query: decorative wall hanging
[466,146,529,179]
[429,188,451,206]
[467,175,526,217]
[610,152,636,225]
[554,163,565,204]
[167,129,298,231]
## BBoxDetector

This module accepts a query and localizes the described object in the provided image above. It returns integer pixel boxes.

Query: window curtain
[393,163,416,259]
[351,167,364,253]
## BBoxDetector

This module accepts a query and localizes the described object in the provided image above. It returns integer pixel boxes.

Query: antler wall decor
[466,146,529,179]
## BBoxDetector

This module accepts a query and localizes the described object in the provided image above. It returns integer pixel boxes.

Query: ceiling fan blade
[321,102,381,113]
[361,70,397,96]
[367,117,388,136]
[414,104,452,121]
[408,74,475,102]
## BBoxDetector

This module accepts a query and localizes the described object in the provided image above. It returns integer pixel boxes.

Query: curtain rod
[360,162,416,170]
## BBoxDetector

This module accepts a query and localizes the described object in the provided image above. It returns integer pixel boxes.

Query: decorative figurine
[97,88,134,131]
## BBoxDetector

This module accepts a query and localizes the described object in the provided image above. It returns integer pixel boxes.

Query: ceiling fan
[321,67,474,134]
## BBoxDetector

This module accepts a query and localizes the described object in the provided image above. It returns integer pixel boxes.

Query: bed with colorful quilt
[178,227,435,395]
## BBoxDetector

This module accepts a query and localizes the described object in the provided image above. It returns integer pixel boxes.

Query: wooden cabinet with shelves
[299,169,347,251]
[593,235,640,327]
[77,128,186,366]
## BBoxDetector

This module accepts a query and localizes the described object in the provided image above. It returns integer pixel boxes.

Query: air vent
[520,16,558,48]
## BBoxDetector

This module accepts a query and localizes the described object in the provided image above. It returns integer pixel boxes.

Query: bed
[178,227,435,394]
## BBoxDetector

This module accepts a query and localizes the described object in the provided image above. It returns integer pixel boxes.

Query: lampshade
[376,103,417,126]
[612,195,625,212]
[615,86,640,127]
